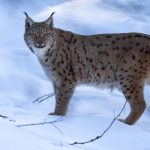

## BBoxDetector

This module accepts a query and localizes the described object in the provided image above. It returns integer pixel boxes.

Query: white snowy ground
[0,0,150,150]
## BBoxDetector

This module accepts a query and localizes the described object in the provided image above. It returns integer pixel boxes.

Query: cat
[24,12,150,125]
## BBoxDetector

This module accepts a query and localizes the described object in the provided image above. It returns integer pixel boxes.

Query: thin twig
[33,93,55,103]
[0,114,8,119]
[52,123,64,135]
[0,114,16,122]
[70,100,127,145]
[17,117,64,127]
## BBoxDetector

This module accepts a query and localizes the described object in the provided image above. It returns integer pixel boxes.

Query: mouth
[35,45,46,48]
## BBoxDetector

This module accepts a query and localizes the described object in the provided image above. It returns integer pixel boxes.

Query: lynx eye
[44,33,51,37]
[27,33,36,36]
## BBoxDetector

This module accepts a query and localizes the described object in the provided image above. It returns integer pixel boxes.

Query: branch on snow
[33,93,55,103]
[0,114,8,119]
[17,117,65,135]
[17,117,64,127]
[31,93,127,145]
[0,114,16,122]
[70,100,127,145]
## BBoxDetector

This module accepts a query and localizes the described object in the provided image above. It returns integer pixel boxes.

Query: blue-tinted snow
[0,0,150,150]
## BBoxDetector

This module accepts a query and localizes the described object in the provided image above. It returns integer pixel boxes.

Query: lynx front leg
[50,80,76,116]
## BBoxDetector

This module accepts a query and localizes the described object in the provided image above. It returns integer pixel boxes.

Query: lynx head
[24,12,55,56]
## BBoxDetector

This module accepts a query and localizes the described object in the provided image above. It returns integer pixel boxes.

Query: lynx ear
[44,12,55,28]
[24,12,34,31]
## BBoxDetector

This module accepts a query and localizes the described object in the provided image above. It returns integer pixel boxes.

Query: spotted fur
[24,12,150,125]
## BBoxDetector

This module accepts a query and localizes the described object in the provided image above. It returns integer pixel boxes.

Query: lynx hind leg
[118,77,146,125]
[49,80,75,116]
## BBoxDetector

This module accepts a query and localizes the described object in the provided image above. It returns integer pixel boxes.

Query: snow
[0,0,150,150]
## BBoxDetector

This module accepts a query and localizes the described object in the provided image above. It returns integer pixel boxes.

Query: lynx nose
[35,41,45,48]
[36,40,45,48]
[38,41,43,45]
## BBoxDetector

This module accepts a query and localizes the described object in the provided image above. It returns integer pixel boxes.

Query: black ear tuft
[50,12,55,18]
[24,12,28,17]
[45,12,56,28]
[24,12,34,31]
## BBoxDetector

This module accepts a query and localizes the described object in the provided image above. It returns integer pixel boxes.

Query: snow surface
[0,0,150,150]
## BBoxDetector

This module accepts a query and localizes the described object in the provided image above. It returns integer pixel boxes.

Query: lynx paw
[48,112,66,116]
[118,118,133,125]
[48,112,56,115]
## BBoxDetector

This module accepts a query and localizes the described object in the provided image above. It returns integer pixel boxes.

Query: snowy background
[0,0,150,149]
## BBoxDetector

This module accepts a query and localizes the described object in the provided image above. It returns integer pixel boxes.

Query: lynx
[24,12,150,125]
